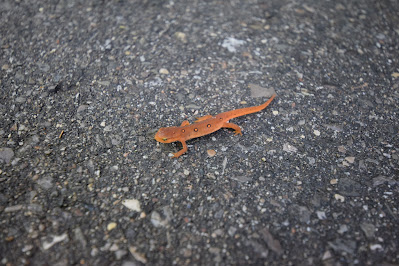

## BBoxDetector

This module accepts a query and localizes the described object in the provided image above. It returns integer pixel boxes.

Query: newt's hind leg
[222,122,242,136]
[180,120,190,127]
[195,115,213,123]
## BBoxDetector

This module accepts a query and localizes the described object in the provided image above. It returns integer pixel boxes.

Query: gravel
[1,0,398,265]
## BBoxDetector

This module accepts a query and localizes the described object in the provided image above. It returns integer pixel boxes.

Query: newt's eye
[162,138,168,141]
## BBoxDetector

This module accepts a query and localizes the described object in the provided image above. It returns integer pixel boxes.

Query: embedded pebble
[345,157,355,164]
[129,246,147,264]
[107,222,117,231]
[42,233,68,250]
[337,224,348,234]
[334,194,345,202]
[360,223,375,239]
[338,178,362,196]
[150,206,173,228]
[4,205,23,213]
[283,143,298,153]
[370,244,383,251]
[122,199,141,212]
[115,249,128,260]
[248,83,275,98]
[221,37,245,52]
[159,68,169,74]
[328,239,356,254]
[316,211,327,220]
[0,147,14,164]
[207,149,216,157]
[322,250,332,260]
[174,32,187,43]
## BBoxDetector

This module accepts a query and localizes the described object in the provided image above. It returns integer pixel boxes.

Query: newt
[155,93,276,158]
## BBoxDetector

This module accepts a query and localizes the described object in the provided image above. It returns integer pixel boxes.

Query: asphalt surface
[1,0,398,265]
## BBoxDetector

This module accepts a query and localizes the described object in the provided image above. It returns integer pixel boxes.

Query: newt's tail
[221,93,276,119]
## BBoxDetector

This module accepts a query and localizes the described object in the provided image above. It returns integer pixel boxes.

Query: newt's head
[154,127,179,143]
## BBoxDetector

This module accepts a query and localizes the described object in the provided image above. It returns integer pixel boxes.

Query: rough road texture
[1,0,398,265]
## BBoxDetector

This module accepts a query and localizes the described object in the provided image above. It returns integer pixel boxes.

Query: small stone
[97,80,110,86]
[4,205,23,212]
[328,239,356,254]
[110,243,119,252]
[42,233,68,250]
[330,179,338,185]
[77,105,88,113]
[337,224,348,234]
[391,72,399,78]
[73,227,87,248]
[100,121,106,127]
[221,37,245,53]
[248,83,275,98]
[334,194,345,202]
[360,223,375,239]
[22,244,33,253]
[174,32,187,43]
[128,246,147,264]
[316,211,326,220]
[338,178,362,196]
[283,143,297,153]
[37,176,54,190]
[370,244,383,251]
[322,250,332,260]
[313,130,320,136]
[122,199,141,212]
[107,222,117,231]
[272,110,279,115]
[297,206,311,223]
[183,169,190,176]
[150,206,173,228]
[15,97,26,103]
[159,68,169,75]
[115,249,128,260]
[372,176,398,187]
[228,226,237,237]
[0,147,14,164]
[345,157,355,164]
[207,149,216,157]
[338,146,346,153]
[260,228,283,256]
[91,247,99,257]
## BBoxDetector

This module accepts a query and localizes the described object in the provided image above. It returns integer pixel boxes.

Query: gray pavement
[1,0,398,265]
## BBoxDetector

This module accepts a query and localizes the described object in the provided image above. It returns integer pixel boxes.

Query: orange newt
[155,94,276,158]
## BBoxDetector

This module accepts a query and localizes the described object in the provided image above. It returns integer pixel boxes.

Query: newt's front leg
[222,122,243,136]
[172,140,188,158]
